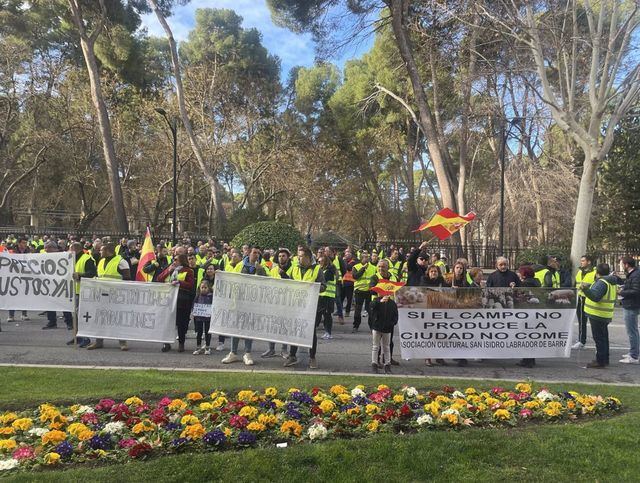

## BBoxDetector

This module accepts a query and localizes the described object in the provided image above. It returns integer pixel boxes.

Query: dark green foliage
[231,221,305,251]
[516,246,572,270]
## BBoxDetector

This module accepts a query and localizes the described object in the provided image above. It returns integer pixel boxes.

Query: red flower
[184,410,193,416]
[385,409,396,419]
[150,408,167,425]
[209,413,219,422]
[229,415,248,429]
[311,387,320,396]
[373,414,387,423]
[95,399,115,412]
[128,442,153,459]
[126,416,141,427]
[158,397,172,408]
[427,391,438,400]
[491,387,505,395]
[110,403,131,421]
[81,413,98,425]
[311,406,322,416]
[399,404,412,418]
[442,385,455,394]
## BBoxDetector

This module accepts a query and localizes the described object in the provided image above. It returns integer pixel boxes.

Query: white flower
[0,459,19,471]
[103,422,125,435]
[75,405,94,415]
[307,423,328,441]
[441,409,460,416]
[416,414,433,426]
[350,388,366,398]
[28,427,48,437]
[401,387,419,398]
[452,391,466,399]
[536,390,556,402]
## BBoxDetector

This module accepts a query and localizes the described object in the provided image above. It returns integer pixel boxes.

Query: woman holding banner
[158,254,195,353]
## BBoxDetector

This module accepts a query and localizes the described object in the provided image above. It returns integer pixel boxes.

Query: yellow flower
[367,420,380,432]
[493,409,511,420]
[0,439,17,451]
[273,399,285,409]
[11,418,33,432]
[355,385,365,391]
[48,415,68,430]
[264,387,278,397]
[466,395,480,404]
[180,423,205,440]
[180,415,199,426]
[199,402,214,411]
[44,452,61,465]
[287,388,300,394]
[0,412,18,425]
[237,390,256,402]
[258,414,277,427]
[423,402,440,416]
[476,403,487,412]
[567,401,576,410]
[503,400,517,409]
[0,427,15,436]
[319,400,336,414]
[515,383,532,394]
[524,401,540,410]
[212,397,228,409]
[451,402,466,412]
[377,384,389,391]
[68,423,90,437]
[337,393,351,404]
[41,430,66,445]
[132,420,156,434]
[239,406,258,419]
[485,397,499,407]
[346,406,360,415]
[280,420,303,437]
[209,391,220,400]
[435,395,451,404]
[246,422,266,432]
[77,429,95,441]
[313,394,325,403]
[582,405,596,414]
[464,387,477,395]
[330,385,347,395]
[544,407,561,417]
[547,401,563,411]
[187,392,204,402]
[365,404,379,415]
[168,399,187,412]
[441,413,459,425]
[223,427,233,437]
[393,394,405,403]
[125,396,144,406]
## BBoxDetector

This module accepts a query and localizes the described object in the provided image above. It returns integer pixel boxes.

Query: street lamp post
[499,117,522,256]
[155,108,178,247]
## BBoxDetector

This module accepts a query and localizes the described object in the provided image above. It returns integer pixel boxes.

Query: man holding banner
[66,242,95,347]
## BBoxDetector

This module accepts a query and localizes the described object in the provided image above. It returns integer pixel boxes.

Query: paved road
[1,309,638,385]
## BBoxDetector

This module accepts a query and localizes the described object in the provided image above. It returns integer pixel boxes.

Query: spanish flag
[413,208,476,240]
[370,279,406,297]
[135,226,156,282]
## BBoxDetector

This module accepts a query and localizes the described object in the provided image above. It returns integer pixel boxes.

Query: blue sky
[140,0,375,79]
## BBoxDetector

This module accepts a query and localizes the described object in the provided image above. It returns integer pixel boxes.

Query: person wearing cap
[407,241,429,286]
[352,252,377,333]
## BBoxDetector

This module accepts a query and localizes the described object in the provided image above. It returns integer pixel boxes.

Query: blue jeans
[231,338,253,354]
[623,308,639,359]
[334,283,343,317]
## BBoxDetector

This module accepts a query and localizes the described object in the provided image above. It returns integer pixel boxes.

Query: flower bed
[0,383,622,472]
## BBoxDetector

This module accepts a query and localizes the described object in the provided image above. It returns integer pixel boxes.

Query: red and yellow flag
[370,279,406,297]
[413,208,476,240]
[135,227,156,282]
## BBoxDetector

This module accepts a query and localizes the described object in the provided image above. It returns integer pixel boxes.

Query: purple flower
[203,430,226,446]
[89,434,112,451]
[286,408,302,420]
[164,422,182,431]
[170,437,189,449]
[259,401,276,410]
[55,441,74,459]
[237,431,256,445]
[410,401,422,410]
[352,396,368,405]
[341,403,356,412]
[290,391,314,405]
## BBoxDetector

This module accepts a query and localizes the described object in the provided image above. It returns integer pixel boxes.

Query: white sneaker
[193,347,205,355]
[215,343,225,351]
[21,315,29,321]
[6,317,14,323]
[243,353,254,366]
[221,352,240,364]
[204,348,211,355]
[321,332,330,340]
[571,342,585,350]
[619,356,640,364]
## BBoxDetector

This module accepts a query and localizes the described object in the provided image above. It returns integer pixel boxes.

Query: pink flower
[95,399,115,412]
[519,409,533,418]
[118,438,138,448]
[229,415,248,429]
[12,446,36,461]
[491,387,505,395]
[158,397,172,408]
[81,412,99,425]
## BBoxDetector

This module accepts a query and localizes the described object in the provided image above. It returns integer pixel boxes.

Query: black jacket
[407,249,426,287]
[369,298,398,333]
[486,270,521,288]
[620,268,640,309]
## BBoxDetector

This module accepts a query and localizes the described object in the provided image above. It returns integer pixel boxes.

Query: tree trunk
[388,0,458,215]
[68,0,128,233]
[570,154,598,268]
[148,0,227,234]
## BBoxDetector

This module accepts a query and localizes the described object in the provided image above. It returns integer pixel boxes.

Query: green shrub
[223,209,268,240]
[516,246,588,270]
[231,221,304,252]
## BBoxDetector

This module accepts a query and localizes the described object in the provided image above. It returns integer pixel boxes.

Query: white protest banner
[77,278,178,343]
[209,271,320,348]
[396,287,575,359]
[0,252,74,311]
[192,303,212,318]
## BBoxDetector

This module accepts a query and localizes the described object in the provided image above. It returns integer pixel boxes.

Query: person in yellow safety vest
[87,243,130,351]
[67,242,95,347]
[370,251,380,267]
[581,263,618,368]
[573,254,597,350]
[431,253,449,274]
[114,237,127,256]
[284,246,325,369]
[208,247,222,270]
[195,250,208,267]
[261,250,274,271]
[385,249,404,280]
[325,246,346,324]
[368,259,400,370]
[223,249,243,272]
[374,242,385,260]
[317,255,336,340]
[187,253,205,288]
[352,252,377,333]
[261,248,294,359]
[534,256,561,288]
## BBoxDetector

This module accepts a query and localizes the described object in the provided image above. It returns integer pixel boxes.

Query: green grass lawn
[1,367,637,482]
